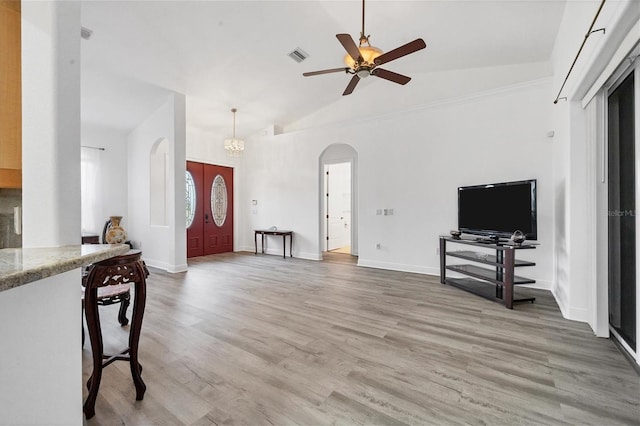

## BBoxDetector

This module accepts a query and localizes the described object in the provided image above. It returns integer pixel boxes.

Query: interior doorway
[186,161,234,258]
[324,162,351,253]
[319,144,358,259]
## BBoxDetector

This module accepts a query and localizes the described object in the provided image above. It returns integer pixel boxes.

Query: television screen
[458,179,537,240]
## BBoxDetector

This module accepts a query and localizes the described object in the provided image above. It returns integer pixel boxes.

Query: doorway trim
[592,40,640,366]
[319,144,358,259]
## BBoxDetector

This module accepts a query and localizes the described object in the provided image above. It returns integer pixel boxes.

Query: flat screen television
[458,179,537,241]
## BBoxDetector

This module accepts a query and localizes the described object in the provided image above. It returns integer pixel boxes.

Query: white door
[326,162,351,251]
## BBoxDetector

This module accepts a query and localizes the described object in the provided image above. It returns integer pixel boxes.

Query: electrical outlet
[436,247,440,255]
[376,209,382,215]
[376,243,381,249]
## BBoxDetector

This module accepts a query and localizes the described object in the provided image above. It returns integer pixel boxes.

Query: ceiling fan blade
[374,38,426,66]
[303,68,349,77]
[372,68,411,85]
[336,33,363,63]
[342,75,360,96]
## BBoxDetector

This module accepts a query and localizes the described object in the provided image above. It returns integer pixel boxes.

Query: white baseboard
[551,286,588,323]
[237,246,321,261]
[143,258,187,274]
[297,251,322,261]
[357,259,441,276]
[167,263,188,273]
[567,305,589,323]
[521,279,553,291]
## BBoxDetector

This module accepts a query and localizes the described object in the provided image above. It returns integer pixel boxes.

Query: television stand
[439,236,536,309]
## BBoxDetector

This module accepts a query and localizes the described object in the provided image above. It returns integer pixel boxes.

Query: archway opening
[319,144,358,260]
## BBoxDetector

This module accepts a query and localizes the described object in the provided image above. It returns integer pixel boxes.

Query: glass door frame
[604,50,640,362]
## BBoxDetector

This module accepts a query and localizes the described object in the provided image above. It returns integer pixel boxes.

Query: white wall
[0,269,83,425]
[549,0,640,325]
[286,61,552,133]
[22,1,81,248]
[241,79,555,288]
[127,93,187,272]
[80,124,129,237]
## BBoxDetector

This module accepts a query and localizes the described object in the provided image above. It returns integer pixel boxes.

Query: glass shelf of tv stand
[442,236,537,249]
[445,250,536,268]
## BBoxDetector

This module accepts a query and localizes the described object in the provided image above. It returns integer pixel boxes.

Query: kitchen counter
[0,244,130,292]
[0,243,131,424]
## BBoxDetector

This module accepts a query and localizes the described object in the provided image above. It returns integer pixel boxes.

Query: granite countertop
[0,244,131,292]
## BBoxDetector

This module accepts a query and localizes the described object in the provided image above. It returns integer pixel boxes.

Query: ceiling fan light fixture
[303,0,426,96]
[343,45,383,69]
[356,69,371,78]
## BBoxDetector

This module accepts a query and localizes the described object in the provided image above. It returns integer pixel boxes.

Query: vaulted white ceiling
[81,0,567,138]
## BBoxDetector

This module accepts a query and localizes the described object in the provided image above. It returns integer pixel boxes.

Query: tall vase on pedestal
[105,215,127,244]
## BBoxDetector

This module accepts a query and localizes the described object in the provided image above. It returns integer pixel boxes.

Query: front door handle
[205,213,210,224]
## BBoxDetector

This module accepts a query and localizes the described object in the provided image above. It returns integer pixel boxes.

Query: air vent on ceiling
[81,27,93,40]
[288,48,309,63]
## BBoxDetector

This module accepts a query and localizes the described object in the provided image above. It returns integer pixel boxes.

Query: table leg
[255,232,257,255]
[289,234,293,257]
[504,249,515,309]
[262,234,265,253]
[439,238,446,284]
[282,235,286,259]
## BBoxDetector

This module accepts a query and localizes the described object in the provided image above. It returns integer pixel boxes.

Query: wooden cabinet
[0,0,21,188]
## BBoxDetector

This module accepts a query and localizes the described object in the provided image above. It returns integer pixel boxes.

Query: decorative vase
[105,216,127,244]
[511,230,526,245]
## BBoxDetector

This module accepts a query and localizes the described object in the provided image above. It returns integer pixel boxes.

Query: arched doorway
[319,144,358,259]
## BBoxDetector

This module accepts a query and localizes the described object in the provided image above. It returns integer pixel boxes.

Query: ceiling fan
[303,0,426,96]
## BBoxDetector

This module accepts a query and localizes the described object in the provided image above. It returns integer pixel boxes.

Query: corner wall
[22,0,81,248]
[127,93,187,272]
[549,0,640,326]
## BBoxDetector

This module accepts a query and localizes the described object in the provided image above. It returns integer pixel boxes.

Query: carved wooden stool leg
[129,261,147,400]
[83,284,104,419]
[83,250,147,419]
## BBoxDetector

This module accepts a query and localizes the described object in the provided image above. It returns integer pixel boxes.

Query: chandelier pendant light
[224,108,244,157]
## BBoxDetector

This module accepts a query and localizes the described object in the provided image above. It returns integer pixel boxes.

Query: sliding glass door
[608,70,636,351]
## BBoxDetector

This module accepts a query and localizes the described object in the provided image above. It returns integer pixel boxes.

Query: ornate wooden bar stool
[83,250,148,419]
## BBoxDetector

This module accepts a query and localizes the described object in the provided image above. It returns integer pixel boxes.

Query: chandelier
[224,108,244,157]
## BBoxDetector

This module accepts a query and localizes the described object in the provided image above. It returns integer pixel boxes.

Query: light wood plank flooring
[83,252,640,425]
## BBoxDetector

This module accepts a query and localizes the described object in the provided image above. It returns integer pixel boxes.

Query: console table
[255,230,293,259]
[439,236,537,309]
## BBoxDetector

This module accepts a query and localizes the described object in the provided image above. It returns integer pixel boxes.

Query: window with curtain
[81,147,102,234]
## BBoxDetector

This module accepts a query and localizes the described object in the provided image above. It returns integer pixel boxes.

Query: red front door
[186,162,234,258]
[186,161,204,258]
[203,164,233,255]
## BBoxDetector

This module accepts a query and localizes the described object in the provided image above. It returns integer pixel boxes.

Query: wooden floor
[83,252,640,425]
